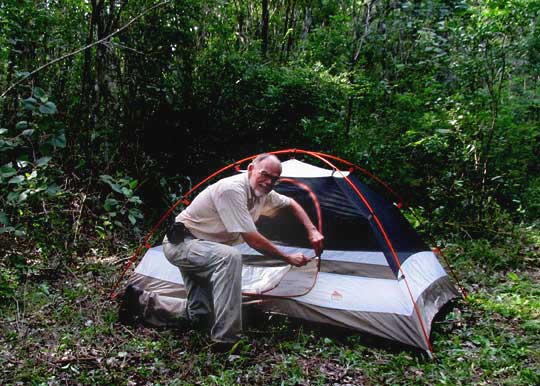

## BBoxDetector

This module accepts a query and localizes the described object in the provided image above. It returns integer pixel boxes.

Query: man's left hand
[309,229,324,257]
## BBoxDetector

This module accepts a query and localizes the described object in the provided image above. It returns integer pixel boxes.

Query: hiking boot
[118,284,144,325]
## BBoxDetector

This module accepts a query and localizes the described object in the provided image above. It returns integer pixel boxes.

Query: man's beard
[253,186,270,197]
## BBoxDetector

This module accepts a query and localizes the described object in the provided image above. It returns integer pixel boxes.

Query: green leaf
[110,183,123,194]
[121,187,133,198]
[0,226,16,234]
[22,97,37,111]
[104,198,119,211]
[22,129,34,136]
[39,101,57,115]
[26,170,37,180]
[46,184,61,195]
[36,156,52,167]
[7,191,19,203]
[50,133,66,148]
[0,128,7,135]
[100,175,123,194]
[507,272,519,281]
[18,191,28,203]
[128,196,142,204]
[99,175,113,183]
[0,212,9,226]
[8,175,24,184]
[33,87,47,102]
[128,213,137,225]
[436,128,452,134]
[0,165,16,178]
[15,121,28,130]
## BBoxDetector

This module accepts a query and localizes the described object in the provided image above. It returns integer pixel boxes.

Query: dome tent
[115,150,460,356]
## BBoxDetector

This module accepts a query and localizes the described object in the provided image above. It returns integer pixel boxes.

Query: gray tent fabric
[123,159,459,351]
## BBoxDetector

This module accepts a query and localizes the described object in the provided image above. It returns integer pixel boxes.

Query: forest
[0,0,539,384]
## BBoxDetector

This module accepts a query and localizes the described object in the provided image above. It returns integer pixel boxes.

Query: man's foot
[190,313,212,331]
[118,284,144,325]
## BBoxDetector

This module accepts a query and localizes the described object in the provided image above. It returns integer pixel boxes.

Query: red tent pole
[295,150,435,356]
[310,150,467,301]
[310,151,405,207]
[109,148,442,355]
[109,155,261,299]
[110,149,302,299]
[242,176,324,298]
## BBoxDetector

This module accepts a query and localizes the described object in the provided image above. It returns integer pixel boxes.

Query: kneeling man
[163,153,324,348]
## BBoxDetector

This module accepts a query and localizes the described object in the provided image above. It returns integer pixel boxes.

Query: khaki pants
[163,237,242,343]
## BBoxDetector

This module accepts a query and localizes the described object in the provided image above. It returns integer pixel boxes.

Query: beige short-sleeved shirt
[176,173,291,245]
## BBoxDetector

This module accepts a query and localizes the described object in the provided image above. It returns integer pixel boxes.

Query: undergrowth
[0,226,538,385]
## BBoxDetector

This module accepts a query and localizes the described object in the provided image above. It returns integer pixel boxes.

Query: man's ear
[247,163,254,172]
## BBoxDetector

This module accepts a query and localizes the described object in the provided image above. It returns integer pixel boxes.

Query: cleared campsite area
[1,230,538,385]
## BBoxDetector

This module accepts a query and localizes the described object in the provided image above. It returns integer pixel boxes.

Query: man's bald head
[251,153,282,173]
[247,153,282,197]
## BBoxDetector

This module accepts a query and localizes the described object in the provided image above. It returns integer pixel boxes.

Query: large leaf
[50,133,66,148]
[8,175,24,184]
[104,198,119,211]
[33,87,47,102]
[22,97,37,111]
[15,121,28,130]
[0,211,9,226]
[39,101,57,115]
[36,156,52,167]
[100,175,123,194]
[7,191,19,203]
[46,184,61,196]
[128,213,137,225]
[0,165,16,178]
[121,187,133,198]
[0,128,7,135]
[18,191,28,203]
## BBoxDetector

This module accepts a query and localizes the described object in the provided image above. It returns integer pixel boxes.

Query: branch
[1,0,171,98]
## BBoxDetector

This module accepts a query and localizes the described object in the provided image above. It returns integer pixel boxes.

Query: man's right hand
[286,253,310,267]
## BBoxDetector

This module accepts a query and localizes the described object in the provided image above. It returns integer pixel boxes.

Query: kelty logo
[331,290,343,301]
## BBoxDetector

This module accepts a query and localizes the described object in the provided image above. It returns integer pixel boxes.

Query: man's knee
[163,240,185,266]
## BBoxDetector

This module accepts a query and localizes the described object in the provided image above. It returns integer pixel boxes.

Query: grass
[0,230,538,385]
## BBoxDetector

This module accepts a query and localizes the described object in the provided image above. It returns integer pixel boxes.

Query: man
[163,153,324,349]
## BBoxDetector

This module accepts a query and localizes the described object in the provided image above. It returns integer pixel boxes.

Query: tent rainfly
[120,151,460,355]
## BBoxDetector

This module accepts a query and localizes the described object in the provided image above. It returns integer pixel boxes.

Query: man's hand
[288,200,325,257]
[286,252,311,267]
[308,228,324,257]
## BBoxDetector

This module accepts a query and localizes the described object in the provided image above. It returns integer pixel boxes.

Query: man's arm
[288,199,324,256]
[241,231,310,267]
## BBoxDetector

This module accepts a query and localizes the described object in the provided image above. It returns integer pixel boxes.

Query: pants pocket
[163,239,192,267]
[184,243,211,267]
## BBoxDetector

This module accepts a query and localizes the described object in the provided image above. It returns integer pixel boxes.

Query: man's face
[248,157,282,197]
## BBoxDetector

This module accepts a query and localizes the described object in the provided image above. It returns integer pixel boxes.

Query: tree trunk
[261,0,269,57]
[285,1,297,60]
[344,0,377,136]
[301,6,312,41]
